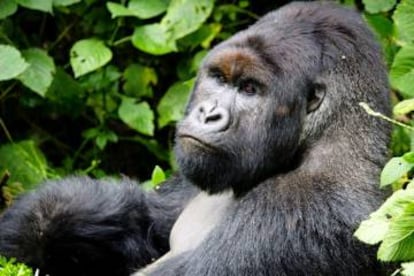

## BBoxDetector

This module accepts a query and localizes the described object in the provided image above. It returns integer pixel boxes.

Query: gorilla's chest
[169,191,234,253]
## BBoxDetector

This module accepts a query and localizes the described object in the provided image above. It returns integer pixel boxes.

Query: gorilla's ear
[307,82,326,113]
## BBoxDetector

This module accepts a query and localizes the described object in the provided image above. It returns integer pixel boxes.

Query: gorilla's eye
[208,68,226,84]
[239,80,259,96]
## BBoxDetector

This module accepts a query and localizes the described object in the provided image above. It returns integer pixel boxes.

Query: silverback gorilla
[0,2,391,276]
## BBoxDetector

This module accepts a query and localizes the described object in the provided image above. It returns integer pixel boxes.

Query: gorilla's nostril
[205,113,222,124]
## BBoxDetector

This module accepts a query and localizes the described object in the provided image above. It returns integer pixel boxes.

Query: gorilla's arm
[141,178,381,276]
[0,175,198,276]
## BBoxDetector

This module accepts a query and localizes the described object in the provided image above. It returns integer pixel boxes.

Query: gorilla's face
[175,34,323,195]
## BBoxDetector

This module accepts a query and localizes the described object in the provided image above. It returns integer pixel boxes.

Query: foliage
[0,0,259,201]
[0,256,33,276]
[354,0,414,274]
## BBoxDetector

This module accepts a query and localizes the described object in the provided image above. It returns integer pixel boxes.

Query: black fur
[0,2,391,276]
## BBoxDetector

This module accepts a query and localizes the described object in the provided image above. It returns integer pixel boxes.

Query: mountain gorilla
[0,2,391,276]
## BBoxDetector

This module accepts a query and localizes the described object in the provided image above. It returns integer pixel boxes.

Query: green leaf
[390,44,414,98]
[118,98,154,136]
[161,0,214,40]
[151,165,166,186]
[364,14,393,40]
[378,203,414,261]
[381,156,414,187]
[128,0,169,19]
[17,48,56,97]
[394,99,414,115]
[106,2,135,18]
[0,256,33,276]
[123,64,157,98]
[393,0,414,43]
[132,23,177,55]
[354,215,390,245]
[0,0,18,19]
[355,188,414,245]
[179,23,222,49]
[70,39,113,78]
[0,45,29,81]
[157,79,194,128]
[362,0,396,13]
[402,261,414,276]
[0,141,49,189]
[53,0,81,6]
[16,0,53,12]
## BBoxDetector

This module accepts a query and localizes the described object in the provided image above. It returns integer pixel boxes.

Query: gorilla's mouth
[178,134,219,152]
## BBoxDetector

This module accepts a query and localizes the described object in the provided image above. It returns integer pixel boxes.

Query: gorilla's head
[174,2,391,195]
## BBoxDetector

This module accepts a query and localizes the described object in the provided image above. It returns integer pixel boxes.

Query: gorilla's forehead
[204,46,272,83]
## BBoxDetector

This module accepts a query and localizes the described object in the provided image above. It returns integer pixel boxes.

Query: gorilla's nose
[192,100,230,132]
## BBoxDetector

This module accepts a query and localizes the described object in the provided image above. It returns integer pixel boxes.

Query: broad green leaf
[362,0,396,13]
[157,79,194,128]
[106,2,135,18]
[390,44,414,98]
[0,45,29,81]
[0,0,18,19]
[378,203,414,261]
[0,141,48,189]
[393,0,414,43]
[53,0,81,6]
[355,188,414,245]
[96,130,118,150]
[161,0,214,40]
[128,0,169,19]
[179,23,222,49]
[107,0,168,19]
[402,262,414,276]
[123,64,157,98]
[151,165,166,186]
[394,99,414,115]
[132,23,177,55]
[381,156,414,187]
[364,14,393,40]
[118,98,154,136]
[17,48,56,97]
[354,216,390,245]
[16,0,53,12]
[70,39,113,78]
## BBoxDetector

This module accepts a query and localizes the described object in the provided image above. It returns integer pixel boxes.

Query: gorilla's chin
[174,141,240,194]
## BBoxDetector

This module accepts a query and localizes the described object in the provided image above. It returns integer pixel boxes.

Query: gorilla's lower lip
[178,134,219,152]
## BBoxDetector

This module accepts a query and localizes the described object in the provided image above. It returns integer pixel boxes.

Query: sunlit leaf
[390,44,414,98]
[16,0,53,12]
[118,97,154,136]
[362,0,396,13]
[53,0,81,6]
[0,141,48,190]
[394,99,414,115]
[0,45,29,81]
[70,39,113,78]
[17,48,56,97]
[402,261,414,276]
[355,189,414,245]
[381,156,414,187]
[393,0,414,43]
[378,204,414,261]
[0,0,18,19]
[106,2,135,18]
[128,0,169,19]
[157,79,194,128]
[132,23,177,55]
[161,0,214,40]
[151,165,166,186]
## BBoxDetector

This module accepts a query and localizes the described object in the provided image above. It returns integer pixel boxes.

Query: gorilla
[0,2,391,276]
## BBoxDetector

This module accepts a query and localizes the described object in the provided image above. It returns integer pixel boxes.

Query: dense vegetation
[1,0,414,275]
